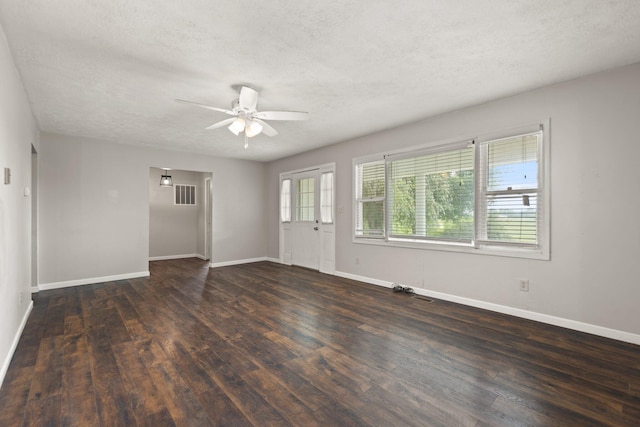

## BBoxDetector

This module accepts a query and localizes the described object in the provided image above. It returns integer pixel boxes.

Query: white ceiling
[1,1,640,162]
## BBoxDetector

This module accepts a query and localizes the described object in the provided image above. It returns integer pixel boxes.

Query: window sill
[352,236,549,260]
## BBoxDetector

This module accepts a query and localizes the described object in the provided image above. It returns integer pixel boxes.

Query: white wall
[266,63,640,342]
[39,133,266,287]
[0,26,39,386]
[149,167,209,259]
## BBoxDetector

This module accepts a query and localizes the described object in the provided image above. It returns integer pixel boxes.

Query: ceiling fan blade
[254,110,309,121]
[254,119,278,136]
[175,99,236,116]
[238,86,259,111]
[205,118,236,130]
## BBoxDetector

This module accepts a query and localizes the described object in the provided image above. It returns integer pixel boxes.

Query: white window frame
[385,140,475,244]
[476,131,542,249]
[354,157,386,238]
[353,120,550,260]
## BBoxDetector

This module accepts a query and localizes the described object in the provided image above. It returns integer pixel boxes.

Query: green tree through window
[388,146,474,242]
[353,127,546,256]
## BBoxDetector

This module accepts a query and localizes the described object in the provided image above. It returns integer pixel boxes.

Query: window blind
[387,146,474,242]
[478,132,541,246]
[355,161,385,237]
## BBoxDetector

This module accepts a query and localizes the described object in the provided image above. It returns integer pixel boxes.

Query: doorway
[31,145,38,292]
[280,163,335,274]
[204,177,212,261]
[148,168,212,262]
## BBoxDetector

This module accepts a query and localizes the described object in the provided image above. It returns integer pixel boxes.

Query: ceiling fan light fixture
[245,119,263,138]
[177,86,309,147]
[228,117,245,135]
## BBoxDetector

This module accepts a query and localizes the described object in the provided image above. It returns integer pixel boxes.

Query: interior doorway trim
[204,177,212,262]
[279,162,336,275]
[31,144,38,294]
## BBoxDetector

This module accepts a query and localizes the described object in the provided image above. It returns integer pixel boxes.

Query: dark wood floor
[1,259,639,426]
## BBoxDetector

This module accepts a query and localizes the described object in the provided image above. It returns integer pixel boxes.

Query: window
[387,144,474,242]
[478,132,541,247]
[355,160,385,237]
[296,177,315,222]
[353,125,548,258]
[320,172,334,224]
[175,184,196,206]
[280,179,291,222]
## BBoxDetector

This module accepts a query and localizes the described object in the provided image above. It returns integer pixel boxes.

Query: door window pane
[296,177,315,222]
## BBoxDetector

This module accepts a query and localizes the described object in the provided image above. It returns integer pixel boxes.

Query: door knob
[313,226,319,231]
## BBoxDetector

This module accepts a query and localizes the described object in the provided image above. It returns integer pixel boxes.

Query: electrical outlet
[519,279,529,292]
[355,257,360,265]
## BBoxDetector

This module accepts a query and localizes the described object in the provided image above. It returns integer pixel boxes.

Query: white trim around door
[279,162,335,275]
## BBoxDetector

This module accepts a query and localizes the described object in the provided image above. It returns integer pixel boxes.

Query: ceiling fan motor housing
[231,98,252,114]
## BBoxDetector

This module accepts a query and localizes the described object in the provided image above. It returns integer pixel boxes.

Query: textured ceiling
[1,1,640,162]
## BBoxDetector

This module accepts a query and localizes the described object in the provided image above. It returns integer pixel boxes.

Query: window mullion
[474,140,483,247]
[384,157,390,241]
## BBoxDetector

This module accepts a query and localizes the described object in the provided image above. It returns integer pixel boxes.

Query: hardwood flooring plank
[110,340,174,426]
[22,336,64,427]
[86,324,137,426]
[135,338,213,427]
[1,259,638,426]
[195,388,252,427]
[60,332,99,426]
[0,366,33,426]
[241,367,322,427]
[311,399,374,427]
[193,347,292,427]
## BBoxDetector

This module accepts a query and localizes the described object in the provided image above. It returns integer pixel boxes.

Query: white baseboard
[0,300,33,389]
[334,271,394,288]
[149,254,203,261]
[334,270,640,346]
[210,257,271,268]
[30,286,39,294]
[265,257,282,264]
[38,271,150,291]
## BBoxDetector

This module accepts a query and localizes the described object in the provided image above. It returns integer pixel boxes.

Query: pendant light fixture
[160,169,173,187]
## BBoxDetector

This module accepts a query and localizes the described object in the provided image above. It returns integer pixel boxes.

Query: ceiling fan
[176,86,309,149]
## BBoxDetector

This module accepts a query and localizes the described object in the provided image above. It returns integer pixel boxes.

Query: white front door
[291,171,320,270]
